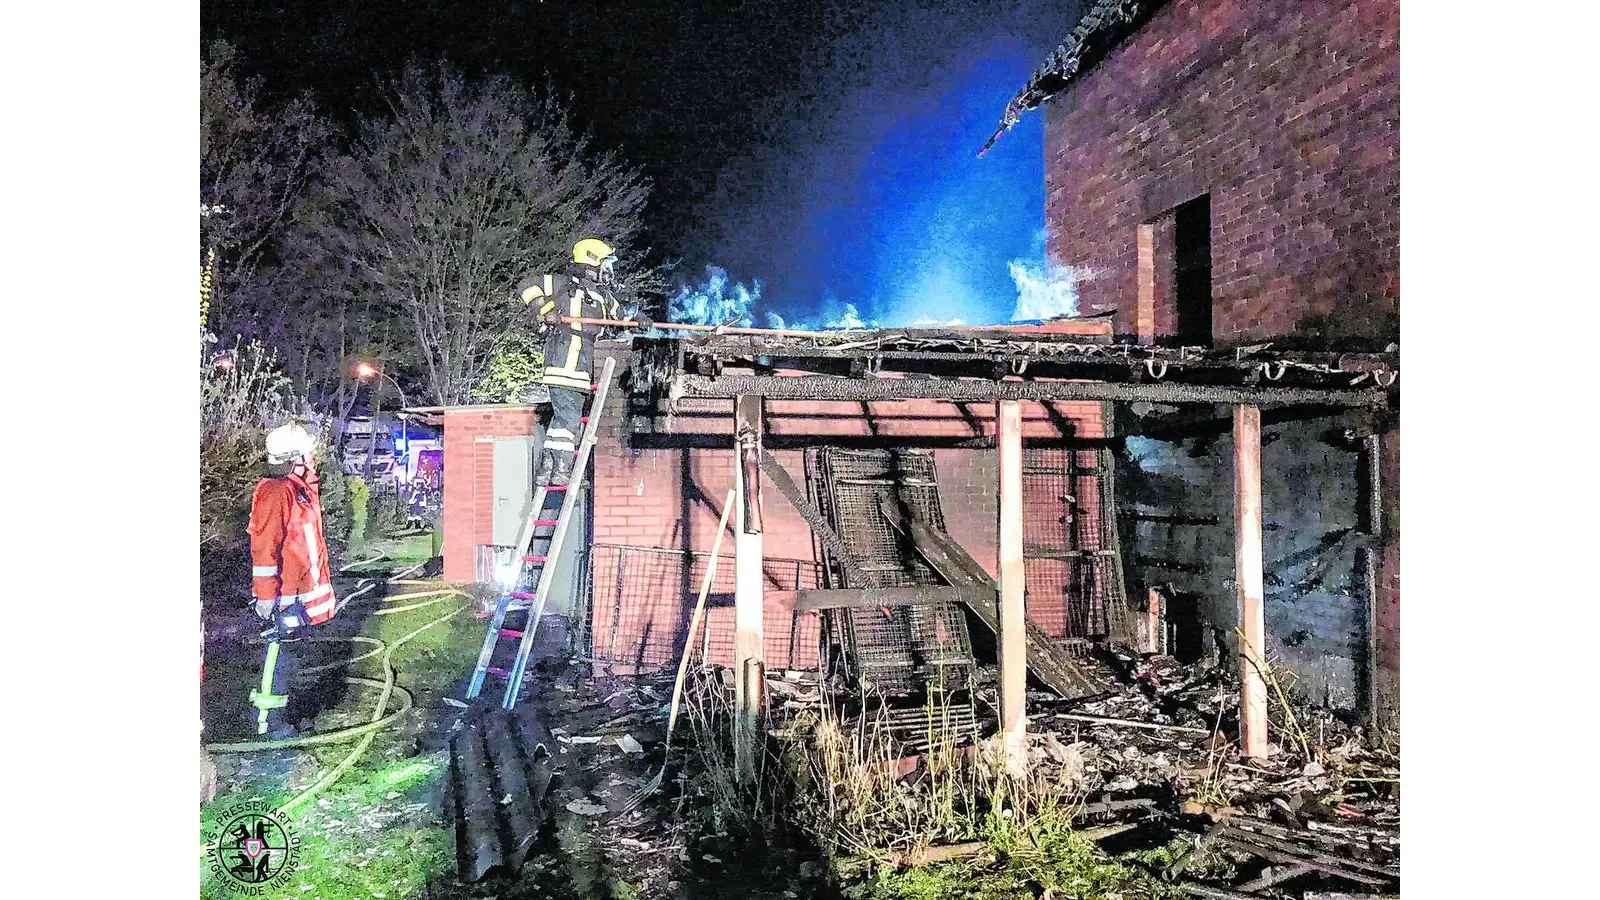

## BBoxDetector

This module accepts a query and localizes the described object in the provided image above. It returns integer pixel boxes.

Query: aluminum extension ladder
[464,356,616,709]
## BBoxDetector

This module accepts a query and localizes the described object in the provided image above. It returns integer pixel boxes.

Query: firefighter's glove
[632,314,654,331]
[253,597,276,620]
[541,309,563,327]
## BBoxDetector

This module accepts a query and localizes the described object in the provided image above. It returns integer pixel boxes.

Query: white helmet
[265,423,317,465]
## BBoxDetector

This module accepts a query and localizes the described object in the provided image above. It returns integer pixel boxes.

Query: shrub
[317,446,350,561]
[200,339,299,561]
[367,477,406,539]
[472,328,544,402]
[346,476,371,552]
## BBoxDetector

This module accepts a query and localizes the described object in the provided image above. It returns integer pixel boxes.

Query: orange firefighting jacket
[248,471,336,626]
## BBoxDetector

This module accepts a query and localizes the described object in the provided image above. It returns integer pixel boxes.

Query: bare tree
[321,60,653,405]
[200,41,330,330]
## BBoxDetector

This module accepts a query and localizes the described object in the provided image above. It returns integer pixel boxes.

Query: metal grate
[589,544,823,670]
[809,448,975,694]
[1018,446,1131,643]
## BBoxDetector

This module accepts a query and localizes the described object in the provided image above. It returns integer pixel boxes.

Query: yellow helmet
[572,238,616,268]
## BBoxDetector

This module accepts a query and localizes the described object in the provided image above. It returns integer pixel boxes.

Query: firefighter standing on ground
[247,423,338,737]
[517,238,651,485]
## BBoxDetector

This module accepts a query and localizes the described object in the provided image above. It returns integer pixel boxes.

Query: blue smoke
[670,32,1082,330]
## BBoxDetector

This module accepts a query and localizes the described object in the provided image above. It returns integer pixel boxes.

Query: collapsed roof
[625,323,1399,412]
[980,0,1170,156]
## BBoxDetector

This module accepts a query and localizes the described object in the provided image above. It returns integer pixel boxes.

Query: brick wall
[1045,0,1399,346]
[590,349,1112,669]
[441,408,538,582]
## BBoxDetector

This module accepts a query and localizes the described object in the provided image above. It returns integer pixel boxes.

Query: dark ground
[202,559,834,900]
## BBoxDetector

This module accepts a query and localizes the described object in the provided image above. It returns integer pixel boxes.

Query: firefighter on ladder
[517,237,651,485]
[247,423,338,737]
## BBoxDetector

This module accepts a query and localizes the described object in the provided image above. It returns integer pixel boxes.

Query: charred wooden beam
[878,502,1108,699]
[1124,512,1222,525]
[758,449,858,567]
[781,584,998,612]
[483,713,541,872]
[672,374,1390,407]
[1116,402,1368,442]
[1213,829,1393,887]
[452,722,503,882]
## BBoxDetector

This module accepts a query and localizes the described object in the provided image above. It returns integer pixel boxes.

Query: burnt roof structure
[626,326,1397,414]
[980,0,1171,155]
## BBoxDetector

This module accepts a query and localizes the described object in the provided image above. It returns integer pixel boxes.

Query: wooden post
[1145,587,1165,655]
[1136,223,1157,344]
[996,400,1028,770]
[732,395,765,781]
[1234,405,1269,759]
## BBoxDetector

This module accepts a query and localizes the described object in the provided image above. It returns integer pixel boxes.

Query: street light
[353,362,410,482]
[353,361,408,409]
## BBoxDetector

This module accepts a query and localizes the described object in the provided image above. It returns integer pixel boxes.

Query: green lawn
[201,558,481,900]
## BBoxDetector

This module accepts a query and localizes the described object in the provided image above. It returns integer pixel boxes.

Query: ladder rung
[579,416,590,423]
[509,591,537,600]
[522,554,548,562]
[486,666,511,678]
[498,628,524,639]
[544,485,568,492]
[532,519,559,527]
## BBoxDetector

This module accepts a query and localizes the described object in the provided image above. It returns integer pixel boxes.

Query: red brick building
[586,368,1114,673]
[993,0,1399,739]
[438,0,1400,742]
[999,0,1398,348]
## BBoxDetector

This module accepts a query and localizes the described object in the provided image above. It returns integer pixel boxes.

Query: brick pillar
[441,411,479,583]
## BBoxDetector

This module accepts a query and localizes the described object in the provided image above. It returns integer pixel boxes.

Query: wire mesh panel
[1018,447,1131,643]
[810,448,975,695]
[589,544,823,671]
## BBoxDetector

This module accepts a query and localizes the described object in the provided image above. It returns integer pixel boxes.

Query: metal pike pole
[558,316,847,339]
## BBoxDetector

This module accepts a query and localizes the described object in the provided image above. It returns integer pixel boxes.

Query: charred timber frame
[654,332,1395,373]
[668,374,1390,407]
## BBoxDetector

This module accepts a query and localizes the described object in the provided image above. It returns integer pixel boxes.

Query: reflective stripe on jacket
[248,473,336,626]
[523,272,619,391]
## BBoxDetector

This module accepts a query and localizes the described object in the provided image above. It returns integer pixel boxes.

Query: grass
[677,671,1190,900]
[222,760,455,900]
[201,561,481,900]
[342,532,437,575]
[851,825,1188,900]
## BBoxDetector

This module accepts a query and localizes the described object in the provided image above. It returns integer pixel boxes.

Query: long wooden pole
[665,489,738,738]
[561,316,843,339]
[732,396,766,782]
[1234,405,1270,759]
[996,400,1028,771]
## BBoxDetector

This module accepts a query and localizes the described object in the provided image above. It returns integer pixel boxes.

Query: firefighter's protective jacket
[248,472,336,627]
[521,269,620,391]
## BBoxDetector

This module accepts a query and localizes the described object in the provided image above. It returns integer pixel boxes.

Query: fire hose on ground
[205,554,471,815]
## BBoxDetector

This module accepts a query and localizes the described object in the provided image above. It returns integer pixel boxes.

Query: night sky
[202,0,1086,326]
